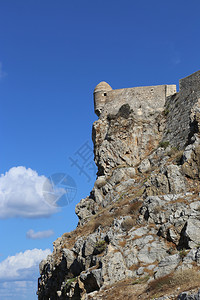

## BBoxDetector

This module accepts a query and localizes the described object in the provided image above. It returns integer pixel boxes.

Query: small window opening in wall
[104,93,107,96]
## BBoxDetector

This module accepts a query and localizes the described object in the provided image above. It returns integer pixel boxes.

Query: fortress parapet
[93,81,176,117]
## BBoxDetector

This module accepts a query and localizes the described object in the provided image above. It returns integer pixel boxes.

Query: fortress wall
[101,85,176,118]
[179,70,200,94]
[94,71,200,150]
[163,71,200,149]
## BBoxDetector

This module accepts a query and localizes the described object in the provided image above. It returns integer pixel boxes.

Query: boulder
[154,254,181,278]
[138,158,151,173]
[184,218,200,248]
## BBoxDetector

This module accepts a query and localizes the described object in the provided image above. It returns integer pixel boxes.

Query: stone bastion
[93,70,200,120]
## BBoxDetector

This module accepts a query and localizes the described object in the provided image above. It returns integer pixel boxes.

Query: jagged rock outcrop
[92,103,164,176]
[38,70,200,300]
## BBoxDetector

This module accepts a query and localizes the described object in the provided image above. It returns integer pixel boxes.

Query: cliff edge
[38,70,200,300]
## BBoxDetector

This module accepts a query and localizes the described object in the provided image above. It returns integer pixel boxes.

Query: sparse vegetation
[174,150,184,165]
[61,186,144,249]
[63,277,77,294]
[128,200,143,215]
[179,248,188,260]
[147,269,200,299]
[117,191,127,202]
[87,278,146,300]
[167,147,179,157]
[93,240,107,254]
[121,217,134,231]
[158,141,170,149]
[133,187,145,198]
[163,104,170,116]
[93,220,101,231]
[152,205,160,214]
[163,108,169,116]
[132,275,150,285]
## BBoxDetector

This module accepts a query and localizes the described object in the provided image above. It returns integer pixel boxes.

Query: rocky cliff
[38,70,200,300]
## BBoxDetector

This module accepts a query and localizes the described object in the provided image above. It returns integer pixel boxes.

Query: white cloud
[0,166,59,218]
[26,229,54,239]
[0,248,51,282]
[0,62,7,80]
[0,249,51,299]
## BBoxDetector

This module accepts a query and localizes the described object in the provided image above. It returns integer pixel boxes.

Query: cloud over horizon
[0,248,51,282]
[26,229,54,239]
[0,281,36,300]
[0,166,59,219]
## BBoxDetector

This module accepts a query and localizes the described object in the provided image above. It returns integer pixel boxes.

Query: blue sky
[0,0,200,299]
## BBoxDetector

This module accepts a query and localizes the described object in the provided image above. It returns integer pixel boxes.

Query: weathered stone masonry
[94,70,200,150]
[93,81,176,118]
[164,70,200,149]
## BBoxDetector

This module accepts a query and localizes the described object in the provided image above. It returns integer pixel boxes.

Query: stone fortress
[94,81,177,117]
[94,70,200,150]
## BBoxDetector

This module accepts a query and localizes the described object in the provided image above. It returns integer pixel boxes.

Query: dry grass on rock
[87,278,147,300]
[146,269,200,299]
[61,197,143,250]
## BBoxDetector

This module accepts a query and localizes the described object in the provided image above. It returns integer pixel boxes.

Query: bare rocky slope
[38,71,200,300]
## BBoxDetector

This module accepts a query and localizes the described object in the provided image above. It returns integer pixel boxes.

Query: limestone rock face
[92,104,164,176]
[184,218,200,248]
[38,71,200,300]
